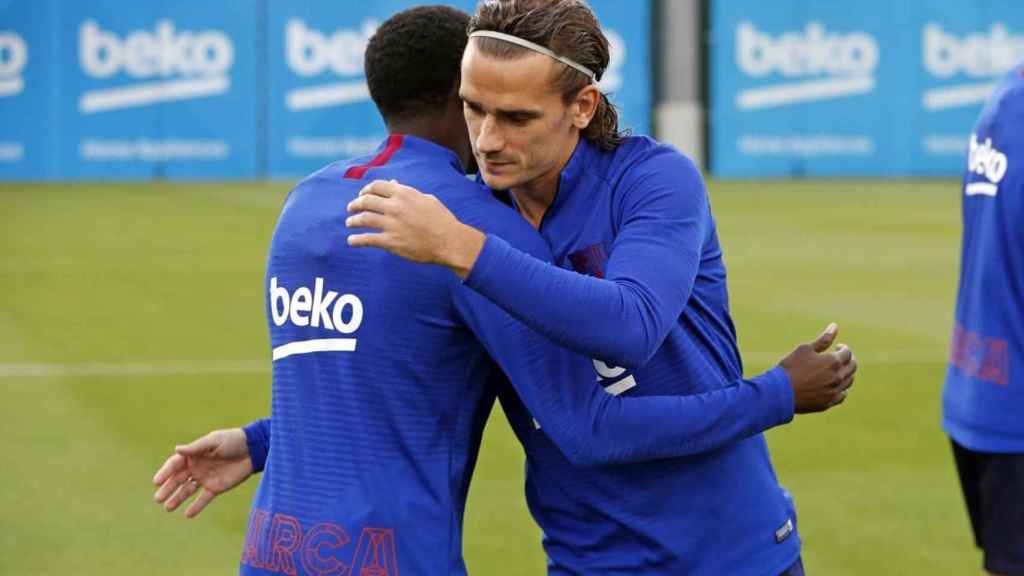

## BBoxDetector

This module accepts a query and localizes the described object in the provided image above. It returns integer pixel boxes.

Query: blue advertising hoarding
[710,0,1024,177]
[0,0,57,179]
[911,4,1024,174]
[265,0,445,179]
[266,0,651,178]
[591,0,652,139]
[56,0,259,179]
[1,0,650,181]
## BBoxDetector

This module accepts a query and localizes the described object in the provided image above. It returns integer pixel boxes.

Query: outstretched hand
[152,428,253,519]
[346,180,486,279]
[780,323,859,414]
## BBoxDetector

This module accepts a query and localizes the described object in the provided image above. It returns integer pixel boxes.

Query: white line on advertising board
[0,142,24,161]
[0,77,24,98]
[922,82,997,111]
[78,76,231,114]
[285,81,371,111]
[736,76,875,110]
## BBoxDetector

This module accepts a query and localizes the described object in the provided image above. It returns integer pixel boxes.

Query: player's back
[242,135,510,576]
[944,65,1024,452]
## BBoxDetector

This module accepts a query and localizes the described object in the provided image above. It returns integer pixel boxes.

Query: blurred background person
[943,63,1024,576]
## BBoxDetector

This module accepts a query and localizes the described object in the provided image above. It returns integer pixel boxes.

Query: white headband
[469,30,597,83]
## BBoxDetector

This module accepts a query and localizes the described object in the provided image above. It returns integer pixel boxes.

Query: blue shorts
[952,440,1024,575]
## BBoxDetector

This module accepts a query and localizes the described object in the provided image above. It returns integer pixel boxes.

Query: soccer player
[943,63,1024,576]
[344,1,850,574]
[154,4,855,575]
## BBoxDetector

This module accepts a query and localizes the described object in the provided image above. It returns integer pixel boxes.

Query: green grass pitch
[0,178,978,574]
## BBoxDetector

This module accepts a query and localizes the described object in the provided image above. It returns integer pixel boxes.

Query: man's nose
[475,115,504,154]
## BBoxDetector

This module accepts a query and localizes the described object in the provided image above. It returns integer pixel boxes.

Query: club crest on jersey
[269,276,364,360]
[568,242,609,279]
[965,134,1008,197]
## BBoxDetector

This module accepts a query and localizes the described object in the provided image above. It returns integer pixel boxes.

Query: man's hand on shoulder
[780,323,858,414]
[346,179,485,279]
[152,428,254,519]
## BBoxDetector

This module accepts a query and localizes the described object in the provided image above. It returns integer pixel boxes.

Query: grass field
[0,178,976,575]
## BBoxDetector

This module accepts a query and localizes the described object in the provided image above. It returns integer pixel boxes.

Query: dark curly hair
[469,0,625,150]
[365,5,471,124]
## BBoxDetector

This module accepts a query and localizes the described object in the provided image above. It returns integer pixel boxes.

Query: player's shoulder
[285,146,461,209]
[616,135,701,180]
[297,148,383,187]
[594,136,706,216]
[981,67,1024,125]
[273,179,351,240]
[588,136,704,200]
[1000,65,1024,103]
[286,159,367,205]
[999,68,1024,122]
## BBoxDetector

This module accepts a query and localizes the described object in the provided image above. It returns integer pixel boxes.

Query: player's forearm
[456,275,792,467]
[542,366,794,466]
[243,418,271,473]
[464,234,696,369]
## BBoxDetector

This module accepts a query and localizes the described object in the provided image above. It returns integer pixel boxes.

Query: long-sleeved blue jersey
[464,136,802,575]
[240,135,796,575]
[943,65,1024,453]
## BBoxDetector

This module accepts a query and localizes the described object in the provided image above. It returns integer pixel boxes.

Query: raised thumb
[811,323,839,353]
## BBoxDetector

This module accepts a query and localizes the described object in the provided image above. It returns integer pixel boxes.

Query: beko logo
[965,134,1008,198]
[269,277,365,361]
[284,19,377,111]
[78,20,234,114]
[922,23,1024,111]
[0,31,27,98]
[735,21,878,110]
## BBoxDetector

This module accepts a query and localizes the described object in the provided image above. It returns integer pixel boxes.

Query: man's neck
[509,134,580,230]
[386,120,466,171]
[510,175,558,229]
[389,123,440,148]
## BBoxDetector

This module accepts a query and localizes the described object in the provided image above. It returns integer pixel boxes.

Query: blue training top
[240,134,795,575]
[464,135,802,575]
[943,65,1024,453]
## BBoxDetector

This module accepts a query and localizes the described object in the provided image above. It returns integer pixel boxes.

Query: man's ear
[571,84,600,130]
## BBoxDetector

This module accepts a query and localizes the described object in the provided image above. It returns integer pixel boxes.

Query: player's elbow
[598,327,657,371]
[600,288,665,369]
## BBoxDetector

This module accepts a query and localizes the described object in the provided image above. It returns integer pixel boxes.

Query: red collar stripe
[344,134,404,179]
